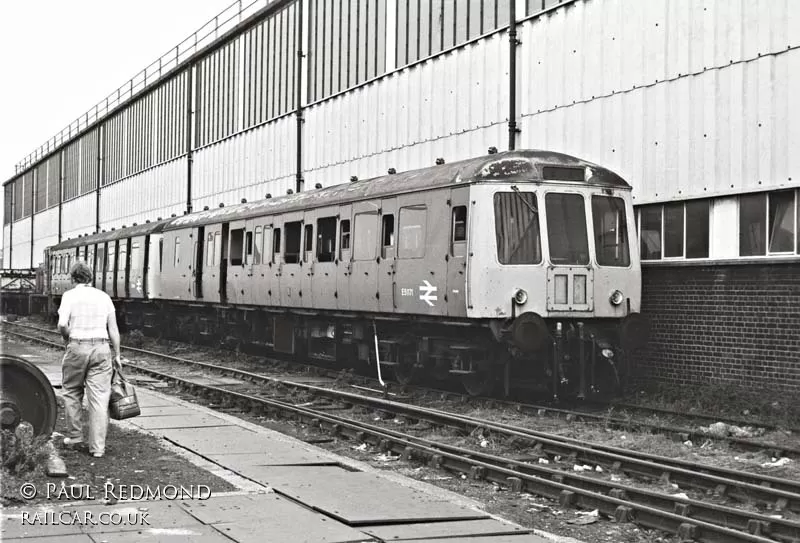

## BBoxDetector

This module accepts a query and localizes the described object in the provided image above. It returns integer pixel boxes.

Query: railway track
[4,325,800,543]
[7,321,798,458]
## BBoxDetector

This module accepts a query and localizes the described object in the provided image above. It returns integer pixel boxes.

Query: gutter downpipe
[295,0,305,194]
[508,0,520,150]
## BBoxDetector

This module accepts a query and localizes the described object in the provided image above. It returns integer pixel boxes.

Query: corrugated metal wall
[2,225,9,268]
[304,29,509,185]
[99,158,187,230]
[192,115,296,210]
[517,0,799,204]
[11,217,32,269]
[32,207,59,268]
[61,194,96,241]
[62,129,99,201]
[5,0,799,270]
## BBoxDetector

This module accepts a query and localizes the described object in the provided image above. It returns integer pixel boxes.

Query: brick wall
[636,262,800,393]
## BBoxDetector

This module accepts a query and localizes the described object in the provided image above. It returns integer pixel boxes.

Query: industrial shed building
[3,0,799,393]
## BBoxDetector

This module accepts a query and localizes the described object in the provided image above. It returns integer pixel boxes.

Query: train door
[446,187,470,317]
[116,239,129,298]
[105,241,116,297]
[336,205,352,310]
[268,222,282,306]
[226,220,247,305]
[96,243,105,291]
[219,223,229,304]
[242,219,258,305]
[301,212,315,308]
[311,211,338,310]
[128,237,144,298]
[395,195,435,315]
[250,221,269,306]
[200,225,221,304]
[279,212,304,307]
[377,198,397,313]
[192,226,205,299]
[349,203,380,312]
[146,234,163,299]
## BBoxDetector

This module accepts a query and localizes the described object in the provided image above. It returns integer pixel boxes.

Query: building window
[740,190,797,256]
[638,201,710,260]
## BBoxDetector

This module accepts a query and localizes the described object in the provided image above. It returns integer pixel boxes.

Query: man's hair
[69,261,93,284]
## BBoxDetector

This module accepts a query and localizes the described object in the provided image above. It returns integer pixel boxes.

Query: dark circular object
[0,355,58,437]
[619,313,651,351]
[511,312,550,352]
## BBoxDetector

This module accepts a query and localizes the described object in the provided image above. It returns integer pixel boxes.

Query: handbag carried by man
[109,359,140,420]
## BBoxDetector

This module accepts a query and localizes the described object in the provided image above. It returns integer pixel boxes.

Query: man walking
[57,261,121,458]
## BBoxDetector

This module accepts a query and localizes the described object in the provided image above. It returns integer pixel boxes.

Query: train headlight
[601,348,614,359]
[609,290,624,306]
[514,288,528,305]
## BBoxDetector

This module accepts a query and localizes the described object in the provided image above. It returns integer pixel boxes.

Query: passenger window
[452,206,467,242]
[494,192,542,265]
[130,243,140,270]
[381,214,395,258]
[340,219,351,257]
[206,234,214,266]
[245,231,253,264]
[213,232,221,265]
[398,206,427,259]
[353,213,378,261]
[118,244,127,273]
[254,227,263,265]
[108,244,116,272]
[229,228,244,266]
[316,217,337,262]
[172,238,180,266]
[273,228,282,262]
[303,224,313,262]
[98,246,106,273]
[158,239,163,272]
[284,221,302,264]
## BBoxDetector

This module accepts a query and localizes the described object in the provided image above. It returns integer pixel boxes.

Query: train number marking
[419,280,438,307]
[401,288,414,297]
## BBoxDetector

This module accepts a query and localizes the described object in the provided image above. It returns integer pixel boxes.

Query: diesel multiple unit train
[45,150,649,398]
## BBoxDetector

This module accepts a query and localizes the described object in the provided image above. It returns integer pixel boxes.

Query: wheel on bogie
[462,369,494,397]
[392,342,419,386]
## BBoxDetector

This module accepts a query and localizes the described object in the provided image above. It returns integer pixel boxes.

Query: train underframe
[43,297,641,399]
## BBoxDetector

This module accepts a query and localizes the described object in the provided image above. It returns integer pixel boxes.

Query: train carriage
[46,150,649,399]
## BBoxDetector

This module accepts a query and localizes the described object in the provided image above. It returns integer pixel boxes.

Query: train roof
[50,219,171,251]
[48,149,628,249]
[165,149,629,231]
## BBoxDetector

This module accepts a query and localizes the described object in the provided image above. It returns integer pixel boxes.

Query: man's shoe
[63,437,83,447]
[91,452,104,458]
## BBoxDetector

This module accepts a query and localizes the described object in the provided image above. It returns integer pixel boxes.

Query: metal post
[295,0,305,194]
[577,322,586,399]
[508,0,520,150]
[186,66,194,214]
[552,323,562,401]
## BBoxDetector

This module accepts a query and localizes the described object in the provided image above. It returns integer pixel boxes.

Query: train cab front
[469,159,651,399]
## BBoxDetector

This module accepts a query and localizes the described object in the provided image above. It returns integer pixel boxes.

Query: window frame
[637,200,710,261]
[397,205,427,259]
[493,190,543,266]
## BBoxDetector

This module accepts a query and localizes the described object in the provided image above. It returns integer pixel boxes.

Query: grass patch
[626,382,800,429]
[1,428,52,504]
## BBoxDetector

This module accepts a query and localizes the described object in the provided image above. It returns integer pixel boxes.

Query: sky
[0,0,237,182]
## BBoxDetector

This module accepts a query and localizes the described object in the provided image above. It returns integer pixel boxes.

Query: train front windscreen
[494,190,630,267]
